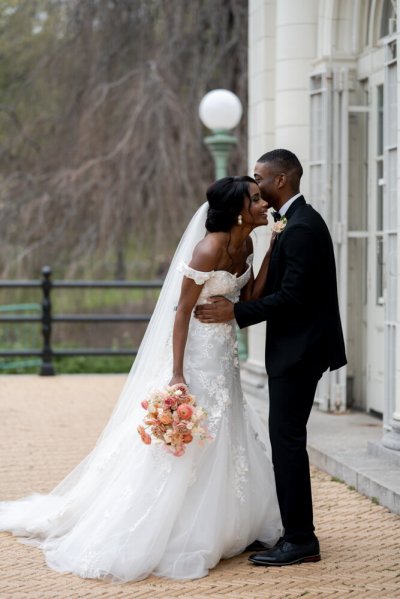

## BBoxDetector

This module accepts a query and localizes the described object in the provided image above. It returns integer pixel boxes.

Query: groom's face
[253,161,281,210]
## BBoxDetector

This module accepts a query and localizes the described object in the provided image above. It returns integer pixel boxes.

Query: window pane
[377,160,384,230]
[310,92,323,162]
[377,85,384,155]
[376,236,384,302]
[310,75,322,91]
[380,0,396,38]
[388,62,397,147]
[388,148,397,224]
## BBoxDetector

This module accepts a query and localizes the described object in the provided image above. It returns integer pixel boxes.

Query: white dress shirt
[278,192,302,217]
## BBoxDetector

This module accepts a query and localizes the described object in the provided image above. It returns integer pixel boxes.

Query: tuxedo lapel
[270,196,305,253]
[266,196,306,294]
[284,195,306,220]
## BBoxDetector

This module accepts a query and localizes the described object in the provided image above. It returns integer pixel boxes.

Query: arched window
[380,0,396,38]
[365,0,397,46]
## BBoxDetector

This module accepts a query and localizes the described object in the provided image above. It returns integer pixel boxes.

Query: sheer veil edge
[0,202,209,540]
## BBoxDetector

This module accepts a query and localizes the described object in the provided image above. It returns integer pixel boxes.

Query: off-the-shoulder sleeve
[177,261,214,285]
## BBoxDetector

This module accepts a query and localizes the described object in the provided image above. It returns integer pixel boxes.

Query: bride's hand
[269,231,277,249]
[169,375,186,387]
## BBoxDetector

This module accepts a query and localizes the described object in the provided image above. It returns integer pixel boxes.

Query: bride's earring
[237,214,243,225]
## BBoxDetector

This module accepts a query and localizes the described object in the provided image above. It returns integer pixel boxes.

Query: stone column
[274,0,318,191]
[242,0,276,414]
[243,0,318,412]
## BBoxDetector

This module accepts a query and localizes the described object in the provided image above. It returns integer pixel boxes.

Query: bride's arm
[169,240,221,386]
[240,232,276,301]
[170,279,203,386]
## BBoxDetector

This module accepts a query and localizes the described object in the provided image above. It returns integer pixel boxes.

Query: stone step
[307,409,400,515]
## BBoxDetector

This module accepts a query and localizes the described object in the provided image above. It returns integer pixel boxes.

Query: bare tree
[0,0,248,279]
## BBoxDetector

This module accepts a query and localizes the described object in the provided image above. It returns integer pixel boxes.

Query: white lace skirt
[0,320,282,581]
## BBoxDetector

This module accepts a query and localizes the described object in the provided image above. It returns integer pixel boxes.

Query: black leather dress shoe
[244,540,269,552]
[248,538,320,566]
[245,536,284,552]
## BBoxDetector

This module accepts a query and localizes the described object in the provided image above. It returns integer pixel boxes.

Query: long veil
[99,201,208,432]
[0,202,209,542]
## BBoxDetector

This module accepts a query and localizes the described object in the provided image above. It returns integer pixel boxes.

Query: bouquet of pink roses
[137,383,211,457]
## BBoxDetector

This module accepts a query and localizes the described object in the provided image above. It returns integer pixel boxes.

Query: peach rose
[175,422,189,433]
[159,413,173,425]
[177,404,193,420]
[272,216,287,234]
[173,447,185,457]
[182,433,193,444]
[137,425,152,445]
[151,424,166,437]
[142,431,152,445]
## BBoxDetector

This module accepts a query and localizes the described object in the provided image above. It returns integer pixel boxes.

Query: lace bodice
[178,253,253,304]
[175,252,254,437]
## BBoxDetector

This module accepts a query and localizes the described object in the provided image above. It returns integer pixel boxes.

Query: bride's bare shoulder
[189,233,225,272]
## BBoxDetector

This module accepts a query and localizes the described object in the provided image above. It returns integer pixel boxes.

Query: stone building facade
[245,0,400,452]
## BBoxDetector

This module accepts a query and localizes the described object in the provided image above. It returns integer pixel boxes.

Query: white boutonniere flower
[273,216,287,234]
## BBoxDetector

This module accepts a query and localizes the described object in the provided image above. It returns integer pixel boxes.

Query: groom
[195,149,347,566]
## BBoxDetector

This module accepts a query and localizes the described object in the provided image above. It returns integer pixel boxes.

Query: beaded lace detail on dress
[0,252,282,582]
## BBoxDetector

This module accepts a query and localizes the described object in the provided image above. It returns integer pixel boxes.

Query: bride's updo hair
[205,176,257,233]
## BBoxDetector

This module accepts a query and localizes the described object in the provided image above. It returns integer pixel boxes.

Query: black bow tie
[272,211,281,222]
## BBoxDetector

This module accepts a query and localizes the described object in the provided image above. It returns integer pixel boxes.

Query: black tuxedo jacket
[234,196,347,378]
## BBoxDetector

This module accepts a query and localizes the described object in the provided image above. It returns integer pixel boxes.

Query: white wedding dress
[0,203,282,582]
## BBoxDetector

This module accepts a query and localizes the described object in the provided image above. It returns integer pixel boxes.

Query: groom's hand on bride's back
[194,296,234,323]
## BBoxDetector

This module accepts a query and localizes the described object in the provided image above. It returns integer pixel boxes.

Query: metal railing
[0,266,163,375]
[0,303,42,371]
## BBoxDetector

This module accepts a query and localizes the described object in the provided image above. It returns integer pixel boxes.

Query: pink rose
[170,383,189,397]
[177,404,193,420]
[164,397,177,408]
[141,400,149,410]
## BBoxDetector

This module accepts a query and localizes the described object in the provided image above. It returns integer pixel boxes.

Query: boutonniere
[273,216,287,234]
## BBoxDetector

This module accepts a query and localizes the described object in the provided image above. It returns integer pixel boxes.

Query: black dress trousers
[268,372,320,544]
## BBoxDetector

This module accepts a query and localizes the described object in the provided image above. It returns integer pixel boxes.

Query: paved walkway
[0,375,399,599]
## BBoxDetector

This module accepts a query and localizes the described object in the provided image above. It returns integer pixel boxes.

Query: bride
[0,175,282,582]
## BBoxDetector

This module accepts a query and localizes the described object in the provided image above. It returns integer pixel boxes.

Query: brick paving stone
[0,375,400,599]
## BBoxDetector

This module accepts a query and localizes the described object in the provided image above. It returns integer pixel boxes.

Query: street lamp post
[203,131,240,180]
[198,89,248,361]
[199,89,243,179]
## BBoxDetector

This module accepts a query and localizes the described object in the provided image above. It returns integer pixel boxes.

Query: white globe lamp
[198,89,243,180]
[199,89,242,132]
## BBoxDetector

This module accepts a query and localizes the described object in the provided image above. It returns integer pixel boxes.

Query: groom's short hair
[257,149,303,181]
